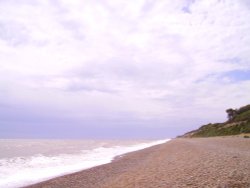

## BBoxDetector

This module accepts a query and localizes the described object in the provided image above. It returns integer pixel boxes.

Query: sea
[0,139,169,188]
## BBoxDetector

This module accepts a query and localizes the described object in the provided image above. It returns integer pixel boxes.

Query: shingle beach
[25,137,250,188]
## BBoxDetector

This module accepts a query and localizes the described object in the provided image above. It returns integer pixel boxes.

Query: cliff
[180,104,250,138]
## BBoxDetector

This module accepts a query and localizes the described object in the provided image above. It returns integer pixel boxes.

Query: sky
[0,0,250,139]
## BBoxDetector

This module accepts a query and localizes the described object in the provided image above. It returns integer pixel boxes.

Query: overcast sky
[0,0,250,138]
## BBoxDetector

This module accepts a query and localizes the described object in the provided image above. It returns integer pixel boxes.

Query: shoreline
[25,137,250,188]
[14,139,169,188]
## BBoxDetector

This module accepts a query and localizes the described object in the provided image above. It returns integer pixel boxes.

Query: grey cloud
[60,20,86,41]
[63,53,193,94]
[181,0,196,14]
[0,0,39,6]
[48,0,86,41]
[182,6,191,14]
[218,57,242,64]
[141,0,156,13]
[68,62,154,88]
[0,21,29,46]
[240,0,250,9]
[66,80,117,93]
[29,74,117,93]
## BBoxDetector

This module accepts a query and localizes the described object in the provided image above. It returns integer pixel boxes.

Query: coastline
[0,139,170,188]
[25,137,250,188]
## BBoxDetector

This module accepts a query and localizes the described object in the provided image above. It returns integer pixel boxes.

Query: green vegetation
[234,110,250,121]
[226,104,250,122]
[181,104,250,138]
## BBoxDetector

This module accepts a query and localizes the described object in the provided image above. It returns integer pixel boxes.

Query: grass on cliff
[192,121,250,137]
[184,104,250,138]
[234,110,250,121]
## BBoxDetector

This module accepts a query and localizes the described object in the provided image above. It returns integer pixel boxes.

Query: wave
[0,139,169,188]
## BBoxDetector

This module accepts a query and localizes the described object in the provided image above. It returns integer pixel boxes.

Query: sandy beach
[25,137,250,188]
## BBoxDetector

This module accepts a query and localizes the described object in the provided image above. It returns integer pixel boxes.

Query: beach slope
[26,137,250,188]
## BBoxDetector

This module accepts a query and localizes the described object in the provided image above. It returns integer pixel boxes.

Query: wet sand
[25,137,250,188]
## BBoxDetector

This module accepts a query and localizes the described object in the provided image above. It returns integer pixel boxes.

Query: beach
[25,137,250,188]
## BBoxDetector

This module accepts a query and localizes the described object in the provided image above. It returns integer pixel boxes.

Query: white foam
[0,139,169,188]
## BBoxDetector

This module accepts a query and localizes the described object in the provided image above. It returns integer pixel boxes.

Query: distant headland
[180,104,250,138]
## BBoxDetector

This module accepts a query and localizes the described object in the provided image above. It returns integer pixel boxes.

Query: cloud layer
[0,0,250,138]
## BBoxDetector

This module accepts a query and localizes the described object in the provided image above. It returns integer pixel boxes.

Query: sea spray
[0,139,169,188]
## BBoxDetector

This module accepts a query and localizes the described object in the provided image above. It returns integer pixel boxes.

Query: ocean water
[0,139,169,188]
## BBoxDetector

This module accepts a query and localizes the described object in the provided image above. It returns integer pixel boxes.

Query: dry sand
[25,137,250,188]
